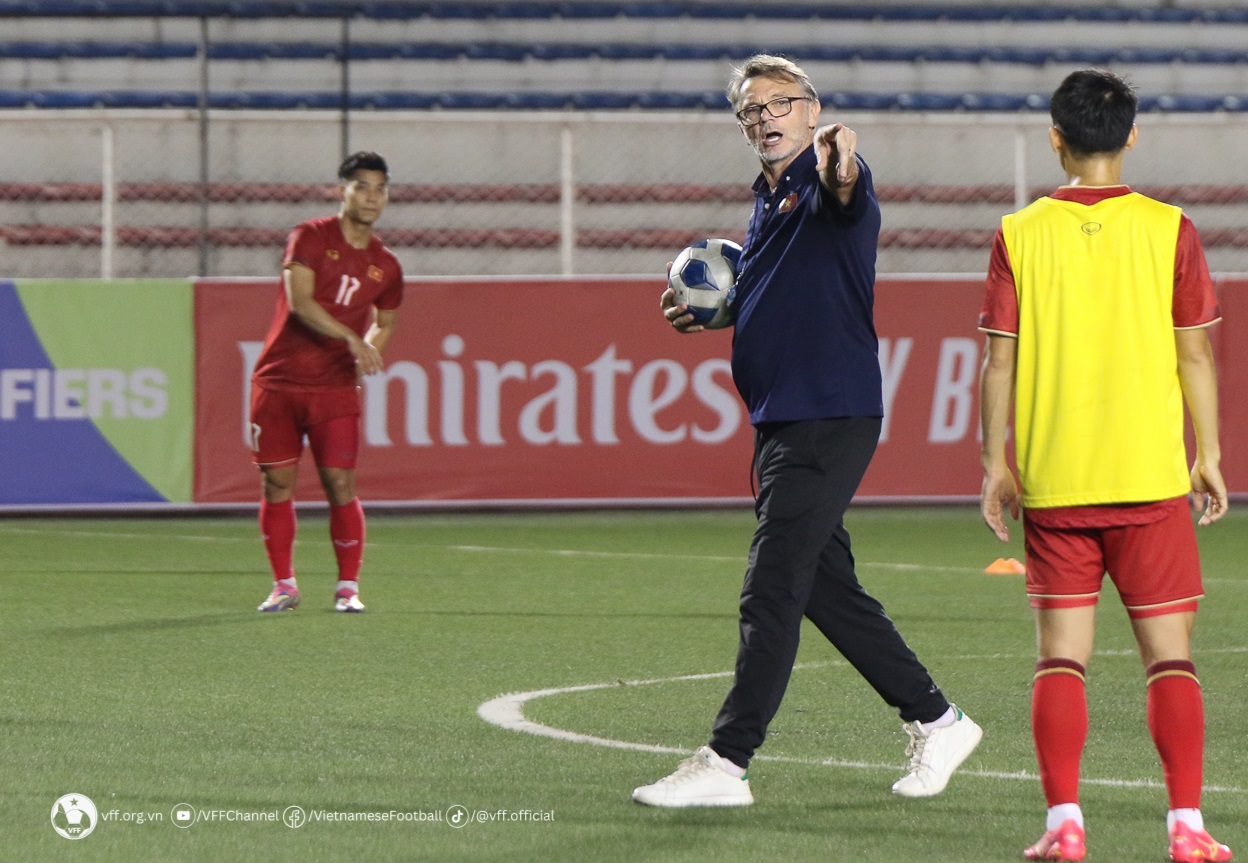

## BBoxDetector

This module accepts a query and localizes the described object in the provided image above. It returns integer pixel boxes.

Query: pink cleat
[1169,822,1233,863]
[258,586,300,612]
[1024,819,1086,861]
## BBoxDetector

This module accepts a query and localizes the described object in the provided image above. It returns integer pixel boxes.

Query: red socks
[1146,660,1204,810]
[1032,658,1205,812]
[259,498,297,582]
[260,498,365,586]
[1032,659,1088,806]
[329,498,365,584]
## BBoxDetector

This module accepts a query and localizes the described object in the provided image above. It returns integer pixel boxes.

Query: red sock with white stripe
[1146,660,1204,810]
[329,498,365,591]
[259,498,297,584]
[1032,658,1087,807]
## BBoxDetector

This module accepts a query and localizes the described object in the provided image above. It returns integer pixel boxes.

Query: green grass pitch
[3,507,1244,862]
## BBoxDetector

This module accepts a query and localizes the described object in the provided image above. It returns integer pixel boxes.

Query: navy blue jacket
[731,144,884,425]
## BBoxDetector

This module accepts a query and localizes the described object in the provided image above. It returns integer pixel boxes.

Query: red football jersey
[252,216,404,390]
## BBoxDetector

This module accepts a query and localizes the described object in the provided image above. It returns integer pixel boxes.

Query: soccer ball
[668,238,743,330]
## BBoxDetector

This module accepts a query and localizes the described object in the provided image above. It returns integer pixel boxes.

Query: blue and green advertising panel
[0,280,193,506]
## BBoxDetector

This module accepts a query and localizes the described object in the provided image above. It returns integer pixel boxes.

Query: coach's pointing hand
[815,123,859,206]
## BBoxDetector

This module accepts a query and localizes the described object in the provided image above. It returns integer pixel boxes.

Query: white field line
[0,529,975,572]
[3,523,1242,790]
[448,545,992,574]
[443,546,1248,583]
[2,528,1245,583]
[0,526,259,544]
[448,544,741,563]
[478,661,1247,795]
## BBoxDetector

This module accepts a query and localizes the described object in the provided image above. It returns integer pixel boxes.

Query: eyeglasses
[735,96,813,127]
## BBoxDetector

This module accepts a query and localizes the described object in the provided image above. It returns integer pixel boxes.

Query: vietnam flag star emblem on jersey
[778,192,798,213]
[367,265,384,282]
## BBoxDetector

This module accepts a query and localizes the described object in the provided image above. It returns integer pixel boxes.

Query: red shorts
[248,384,360,469]
[1023,498,1203,618]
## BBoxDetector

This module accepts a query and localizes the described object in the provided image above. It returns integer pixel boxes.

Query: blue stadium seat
[1143,94,1240,113]
[107,90,198,108]
[435,92,513,109]
[0,89,42,107]
[526,43,592,61]
[29,90,109,108]
[0,40,195,59]
[2,2,1247,23]
[209,42,335,60]
[500,91,570,110]
[362,91,440,110]
[393,43,461,60]
[3,4,1248,117]
[569,92,639,111]
[7,87,1248,113]
[632,91,690,110]
[6,39,1248,67]
[463,43,528,61]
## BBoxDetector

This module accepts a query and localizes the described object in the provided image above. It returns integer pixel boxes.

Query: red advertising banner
[863,277,987,499]
[193,276,1248,506]
[194,277,753,505]
[1209,277,1248,494]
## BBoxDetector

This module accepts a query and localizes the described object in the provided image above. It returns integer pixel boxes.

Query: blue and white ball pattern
[668,238,743,330]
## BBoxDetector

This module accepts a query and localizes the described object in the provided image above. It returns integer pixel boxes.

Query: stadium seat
[4,0,1248,281]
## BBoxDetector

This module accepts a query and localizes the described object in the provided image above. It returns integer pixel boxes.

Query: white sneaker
[334,589,366,613]
[632,746,754,808]
[891,705,983,797]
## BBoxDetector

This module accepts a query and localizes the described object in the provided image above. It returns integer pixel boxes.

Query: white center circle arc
[477,663,1248,793]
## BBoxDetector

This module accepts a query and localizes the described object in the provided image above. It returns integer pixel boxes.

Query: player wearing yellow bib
[978,70,1231,863]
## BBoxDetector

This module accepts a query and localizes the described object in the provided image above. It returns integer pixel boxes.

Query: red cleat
[1024,819,1086,861]
[1169,822,1233,863]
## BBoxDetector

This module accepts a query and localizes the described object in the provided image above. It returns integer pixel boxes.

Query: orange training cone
[985,557,1026,575]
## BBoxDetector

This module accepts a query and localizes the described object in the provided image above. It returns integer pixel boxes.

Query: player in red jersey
[980,71,1230,863]
[249,151,403,613]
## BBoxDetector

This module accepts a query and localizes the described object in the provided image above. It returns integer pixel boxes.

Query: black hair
[1049,69,1137,157]
[337,151,389,181]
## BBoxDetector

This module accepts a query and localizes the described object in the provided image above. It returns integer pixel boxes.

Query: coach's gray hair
[726,54,820,110]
